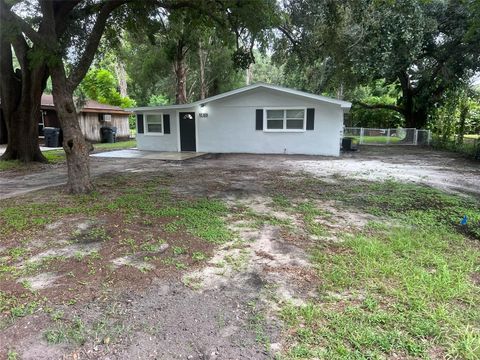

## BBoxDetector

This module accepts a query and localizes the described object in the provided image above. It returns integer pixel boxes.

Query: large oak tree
[276,0,480,128]
[2,0,279,193]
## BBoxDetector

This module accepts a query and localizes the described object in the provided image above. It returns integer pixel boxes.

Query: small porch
[90,149,207,161]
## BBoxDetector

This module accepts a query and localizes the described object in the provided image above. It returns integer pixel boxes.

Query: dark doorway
[179,112,196,151]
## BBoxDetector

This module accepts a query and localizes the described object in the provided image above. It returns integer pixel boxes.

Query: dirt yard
[1,146,479,201]
[0,146,479,359]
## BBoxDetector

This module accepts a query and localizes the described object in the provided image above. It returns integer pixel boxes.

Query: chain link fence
[343,127,431,145]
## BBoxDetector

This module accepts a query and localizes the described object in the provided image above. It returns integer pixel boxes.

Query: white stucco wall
[198,88,343,156]
[136,88,345,156]
[136,109,182,152]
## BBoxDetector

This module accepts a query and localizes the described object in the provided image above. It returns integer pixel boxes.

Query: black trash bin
[100,126,117,143]
[342,137,358,151]
[44,127,61,147]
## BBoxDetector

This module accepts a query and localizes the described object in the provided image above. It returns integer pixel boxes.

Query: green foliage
[276,0,480,128]
[250,50,284,85]
[348,81,404,128]
[80,68,135,108]
[148,94,170,106]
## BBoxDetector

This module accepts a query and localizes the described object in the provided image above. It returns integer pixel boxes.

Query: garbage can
[342,137,358,151]
[44,127,60,147]
[100,126,117,143]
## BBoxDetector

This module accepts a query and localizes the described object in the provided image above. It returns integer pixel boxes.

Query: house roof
[40,94,131,115]
[130,83,352,112]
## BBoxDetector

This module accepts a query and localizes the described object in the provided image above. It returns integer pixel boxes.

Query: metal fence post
[386,128,391,145]
[413,129,418,145]
[360,127,364,145]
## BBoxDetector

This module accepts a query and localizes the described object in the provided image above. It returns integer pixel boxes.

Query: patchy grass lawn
[92,139,136,152]
[270,178,480,359]
[0,160,23,172]
[0,160,478,358]
[0,174,231,334]
[349,135,402,144]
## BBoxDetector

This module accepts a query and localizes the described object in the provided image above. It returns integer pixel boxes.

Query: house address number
[199,113,208,118]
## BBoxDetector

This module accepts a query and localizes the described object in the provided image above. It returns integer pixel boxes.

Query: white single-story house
[131,83,351,156]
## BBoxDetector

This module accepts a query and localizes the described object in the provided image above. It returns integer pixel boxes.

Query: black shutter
[306,108,315,130]
[163,114,170,134]
[255,109,263,130]
[137,114,144,134]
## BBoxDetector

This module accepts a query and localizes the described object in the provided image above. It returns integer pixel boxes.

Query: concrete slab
[0,146,63,155]
[90,149,207,161]
[41,147,63,152]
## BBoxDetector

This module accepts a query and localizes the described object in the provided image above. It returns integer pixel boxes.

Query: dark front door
[179,112,196,151]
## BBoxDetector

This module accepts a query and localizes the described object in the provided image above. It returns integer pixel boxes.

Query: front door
[179,112,196,151]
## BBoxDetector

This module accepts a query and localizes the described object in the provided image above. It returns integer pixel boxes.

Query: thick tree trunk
[0,21,46,162]
[1,93,46,162]
[50,65,93,194]
[398,71,429,129]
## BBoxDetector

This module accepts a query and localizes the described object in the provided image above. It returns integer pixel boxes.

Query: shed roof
[40,94,131,115]
[130,83,352,112]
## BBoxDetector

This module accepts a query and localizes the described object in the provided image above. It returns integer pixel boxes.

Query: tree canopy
[1,0,479,193]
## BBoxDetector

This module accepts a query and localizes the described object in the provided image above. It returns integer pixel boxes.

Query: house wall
[136,108,193,152]
[197,88,344,156]
[136,88,345,156]
[79,112,130,142]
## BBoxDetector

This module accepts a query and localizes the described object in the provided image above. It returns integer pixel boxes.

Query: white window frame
[144,113,164,135]
[263,107,307,132]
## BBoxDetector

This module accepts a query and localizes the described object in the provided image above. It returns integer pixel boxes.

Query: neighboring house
[0,94,131,144]
[131,83,351,156]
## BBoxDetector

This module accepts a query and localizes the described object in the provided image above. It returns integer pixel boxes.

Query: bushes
[431,136,479,159]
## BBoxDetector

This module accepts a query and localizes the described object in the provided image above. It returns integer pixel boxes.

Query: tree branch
[53,0,83,35]
[0,0,51,48]
[66,0,127,92]
[11,34,30,70]
[277,24,299,48]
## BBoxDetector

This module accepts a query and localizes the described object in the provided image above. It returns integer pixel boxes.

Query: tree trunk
[50,64,93,194]
[1,92,46,162]
[0,20,46,162]
[246,64,253,85]
[174,41,188,104]
[398,71,429,129]
[198,41,207,100]
[114,60,128,98]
